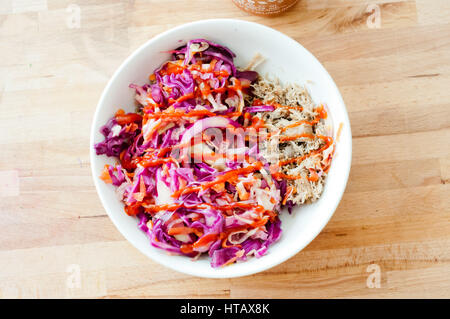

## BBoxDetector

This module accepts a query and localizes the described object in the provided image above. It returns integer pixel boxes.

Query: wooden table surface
[1,0,449,299]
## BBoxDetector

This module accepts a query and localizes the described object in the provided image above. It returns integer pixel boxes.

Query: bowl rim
[90,18,352,278]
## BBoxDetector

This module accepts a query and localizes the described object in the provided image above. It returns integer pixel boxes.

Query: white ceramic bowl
[90,19,352,278]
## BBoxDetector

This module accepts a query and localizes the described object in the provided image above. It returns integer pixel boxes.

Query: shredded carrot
[99,165,112,184]
[307,170,319,182]
[192,233,218,249]
[180,244,194,254]
[250,216,269,228]
[282,186,294,205]
[272,172,303,180]
[315,104,327,119]
[273,102,303,112]
[221,236,242,249]
[124,203,140,216]
[336,122,343,142]
[132,177,146,202]
[236,185,249,201]
[168,227,202,236]
[115,109,125,116]
[115,112,142,125]
[211,182,225,193]
[168,92,195,104]
[279,133,315,142]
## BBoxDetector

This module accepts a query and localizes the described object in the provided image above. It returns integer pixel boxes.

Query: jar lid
[232,0,299,16]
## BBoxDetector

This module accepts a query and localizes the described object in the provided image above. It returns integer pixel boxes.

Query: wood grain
[0,0,449,298]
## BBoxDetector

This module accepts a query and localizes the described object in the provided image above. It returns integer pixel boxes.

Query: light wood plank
[0,0,449,299]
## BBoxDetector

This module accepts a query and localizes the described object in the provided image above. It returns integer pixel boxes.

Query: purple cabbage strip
[244,105,275,113]
[108,165,126,186]
[159,69,195,100]
[211,247,242,268]
[236,70,259,83]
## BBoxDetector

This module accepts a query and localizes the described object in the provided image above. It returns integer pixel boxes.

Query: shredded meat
[250,77,334,205]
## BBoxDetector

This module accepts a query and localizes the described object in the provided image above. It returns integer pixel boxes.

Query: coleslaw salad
[93,38,334,267]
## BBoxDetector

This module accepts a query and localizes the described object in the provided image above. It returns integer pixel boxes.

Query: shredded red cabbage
[95,39,298,268]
